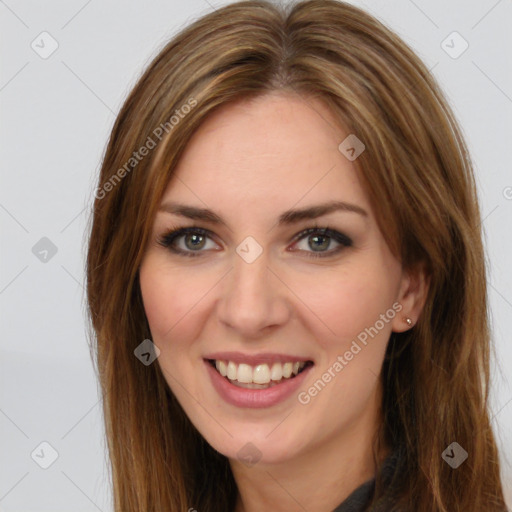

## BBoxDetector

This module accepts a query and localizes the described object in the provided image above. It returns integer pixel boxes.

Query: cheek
[294,265,400,346]
[139,261,201,342]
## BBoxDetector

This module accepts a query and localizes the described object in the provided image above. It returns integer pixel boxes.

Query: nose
[216,246,291,338]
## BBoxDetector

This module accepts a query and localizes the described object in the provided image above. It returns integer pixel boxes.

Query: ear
[391,261,430,333]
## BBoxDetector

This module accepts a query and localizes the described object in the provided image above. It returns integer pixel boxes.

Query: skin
[139,92,429,512]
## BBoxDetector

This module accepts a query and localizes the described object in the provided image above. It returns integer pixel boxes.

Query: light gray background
[1,0,511,510]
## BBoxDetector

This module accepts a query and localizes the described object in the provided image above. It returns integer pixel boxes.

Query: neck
[230,390,390,512]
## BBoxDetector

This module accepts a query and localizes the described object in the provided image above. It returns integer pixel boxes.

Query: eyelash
[156,224,353,259]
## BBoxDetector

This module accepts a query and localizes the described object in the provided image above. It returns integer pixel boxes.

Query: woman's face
[139,92,419,466]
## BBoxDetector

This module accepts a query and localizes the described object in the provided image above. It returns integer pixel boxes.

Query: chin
[202,427,303,467]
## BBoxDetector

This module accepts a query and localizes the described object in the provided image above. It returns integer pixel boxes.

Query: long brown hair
[85,1,507,510]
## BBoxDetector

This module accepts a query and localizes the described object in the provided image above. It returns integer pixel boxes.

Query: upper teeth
[215,360,306,384]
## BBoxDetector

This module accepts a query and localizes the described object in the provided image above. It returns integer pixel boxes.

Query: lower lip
[204,359,314,409]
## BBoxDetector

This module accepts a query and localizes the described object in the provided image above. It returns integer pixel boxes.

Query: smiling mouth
[206,359,314,389]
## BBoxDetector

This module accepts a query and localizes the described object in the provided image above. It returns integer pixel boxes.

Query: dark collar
[332,449,400,512]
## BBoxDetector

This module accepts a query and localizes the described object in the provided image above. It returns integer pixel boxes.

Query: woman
[85,1,508,510]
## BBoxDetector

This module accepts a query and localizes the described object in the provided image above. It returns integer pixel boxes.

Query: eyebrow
[158,200,368,227]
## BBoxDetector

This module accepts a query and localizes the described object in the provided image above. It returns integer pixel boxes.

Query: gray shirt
[332,449,400,512]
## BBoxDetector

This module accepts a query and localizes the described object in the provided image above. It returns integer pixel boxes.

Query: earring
[404,317,413,327]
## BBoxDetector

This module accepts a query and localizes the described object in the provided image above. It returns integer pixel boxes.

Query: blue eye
[157,225,352,259]
[290,227,352,258]
[157,226,217,258]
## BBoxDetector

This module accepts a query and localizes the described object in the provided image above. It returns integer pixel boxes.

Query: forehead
[162,92,370,216]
